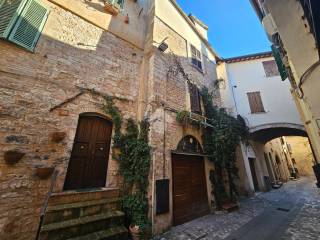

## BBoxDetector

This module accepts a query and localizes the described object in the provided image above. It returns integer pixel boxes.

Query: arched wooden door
[64,114,112,190]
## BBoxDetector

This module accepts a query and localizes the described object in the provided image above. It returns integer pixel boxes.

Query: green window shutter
[0,0,28,39]
[106,0,124,9]
[8,0,49,51]
[271,45,288,81]
[117,0,124,9]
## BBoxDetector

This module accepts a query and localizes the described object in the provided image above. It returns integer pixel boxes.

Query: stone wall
[147,17,218,234]
[0,0,221,237]
[285,136,315,177]
[0,2,143,239]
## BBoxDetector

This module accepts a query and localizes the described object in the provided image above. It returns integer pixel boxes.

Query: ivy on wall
[171,53,249,209]
[101,96,151,234]
[201,87,248,208]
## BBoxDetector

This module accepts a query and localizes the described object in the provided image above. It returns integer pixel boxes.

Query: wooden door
[64,115,112,190]
[249,158,260,191]
[172,154,209,225]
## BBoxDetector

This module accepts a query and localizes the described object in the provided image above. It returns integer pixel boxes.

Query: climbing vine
[201,87,248,208]
[100,96,151,234]
[169,54,249,208]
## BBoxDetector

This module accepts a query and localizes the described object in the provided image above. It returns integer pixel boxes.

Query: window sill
[190,63,204,75]
[250,111,268,115]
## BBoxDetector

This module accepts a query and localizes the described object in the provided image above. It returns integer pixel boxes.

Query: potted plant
[104,0,121,15]
[51,131,67,143]
[35,166,55,179]
[122,193,150,240]
[4,150,25,165]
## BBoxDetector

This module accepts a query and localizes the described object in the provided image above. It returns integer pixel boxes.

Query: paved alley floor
[153,177,320,240]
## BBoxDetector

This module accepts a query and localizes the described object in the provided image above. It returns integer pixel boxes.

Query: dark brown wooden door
[64,115,112,190]
[172,154,209,225]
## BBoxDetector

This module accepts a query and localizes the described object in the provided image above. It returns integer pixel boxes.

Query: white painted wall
[219,57,302,129]
[261,0,320,162]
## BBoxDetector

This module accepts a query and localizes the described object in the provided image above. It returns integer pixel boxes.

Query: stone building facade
[0,0,220,238]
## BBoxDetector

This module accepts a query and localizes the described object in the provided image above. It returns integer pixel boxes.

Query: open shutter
[271,45,287,81]
[8,0,49,51]
[190,84,202,115]
[0,0,28,39]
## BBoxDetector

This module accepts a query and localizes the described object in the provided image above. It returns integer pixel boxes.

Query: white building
[218,52,307,193]
[250,0,320,187]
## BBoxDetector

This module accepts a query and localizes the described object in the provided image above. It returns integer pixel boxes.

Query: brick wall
[0,3,143,239]
[148,17,219,233]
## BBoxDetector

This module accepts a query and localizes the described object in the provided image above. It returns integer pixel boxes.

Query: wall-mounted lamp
[158,37,169,52]
[158,42,168,52]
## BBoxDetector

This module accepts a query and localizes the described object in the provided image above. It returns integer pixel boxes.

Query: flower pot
[129,225,140,240]
[112,147,121,158]
[51,132,67,143]
[36,166,54,179]
[104,2,120,15]
[4,151,25,165]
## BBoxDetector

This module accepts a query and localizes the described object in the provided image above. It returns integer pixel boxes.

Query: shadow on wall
[0,6,145,239]
[0,5,220,239]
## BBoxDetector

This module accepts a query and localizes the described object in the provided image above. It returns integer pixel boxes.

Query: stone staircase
[39,188,128,240]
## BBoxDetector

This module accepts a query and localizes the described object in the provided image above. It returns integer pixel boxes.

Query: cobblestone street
[154,177,320,240]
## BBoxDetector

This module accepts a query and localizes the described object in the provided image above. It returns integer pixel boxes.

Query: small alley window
[262,60,280,77]
[190,45,203,70]
[189,83,202,115]
[247,91,265,114]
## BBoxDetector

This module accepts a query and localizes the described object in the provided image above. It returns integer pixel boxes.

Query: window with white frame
[190,44,203,70]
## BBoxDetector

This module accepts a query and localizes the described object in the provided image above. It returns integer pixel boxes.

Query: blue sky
[176,0,271,58]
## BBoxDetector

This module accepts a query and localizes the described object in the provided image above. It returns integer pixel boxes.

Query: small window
[247,92,265,113]
[189,83,202,114]
[190,45,202,70]
[262,60,280,77]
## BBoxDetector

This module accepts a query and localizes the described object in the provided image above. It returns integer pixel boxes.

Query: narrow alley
[155,177,320,240]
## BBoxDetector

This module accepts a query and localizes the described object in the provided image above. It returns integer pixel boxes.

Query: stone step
[44,198,119,225]
[39,211,125,240]
[48,188,119,206]
[66,226,128,240]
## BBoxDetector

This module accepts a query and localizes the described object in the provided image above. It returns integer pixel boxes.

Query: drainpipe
[308,137,320,187]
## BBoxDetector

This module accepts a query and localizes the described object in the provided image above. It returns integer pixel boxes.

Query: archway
[247,123,315,191]
[171,135,209,225]
[249,123,307,143]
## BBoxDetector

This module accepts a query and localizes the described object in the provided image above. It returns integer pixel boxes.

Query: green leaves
[101,97,151,232]
[118,120,151,232]
[201,87,249,204]
[121,193,150,231]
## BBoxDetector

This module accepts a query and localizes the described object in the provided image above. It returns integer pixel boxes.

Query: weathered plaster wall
[285,136,315,177]
[0,2,144,239]
[263,0,320,163]
[154,0,217,62]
